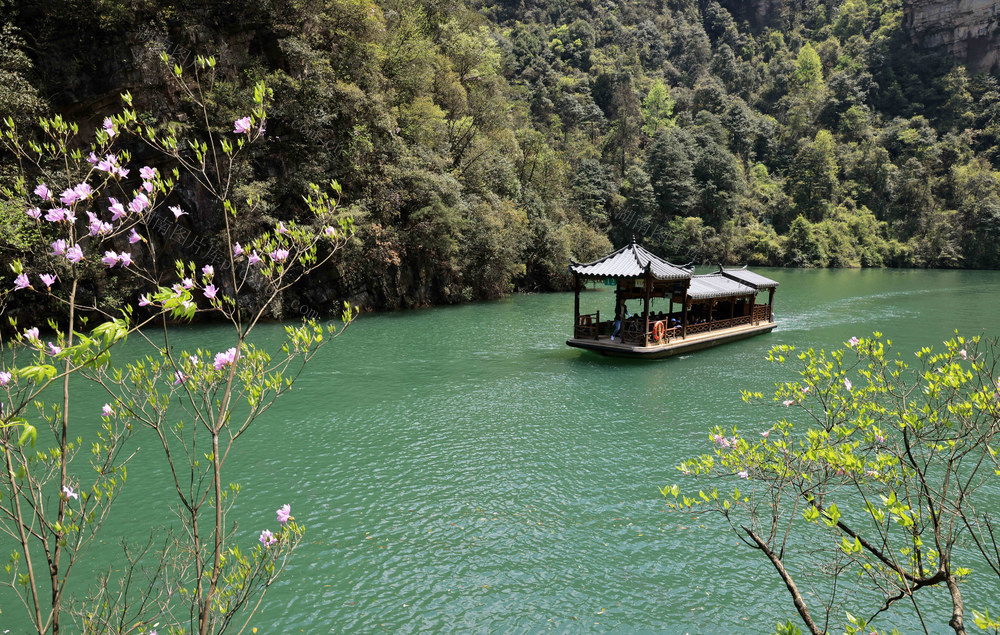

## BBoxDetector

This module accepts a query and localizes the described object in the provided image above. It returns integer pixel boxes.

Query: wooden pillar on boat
[643,272,651,346]
[768,287,775,322]
[730,299,735,320]
[681,286,689,338]
[573,274,580,333]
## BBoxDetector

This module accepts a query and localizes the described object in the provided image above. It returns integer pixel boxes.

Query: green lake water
[7,268,1000,633]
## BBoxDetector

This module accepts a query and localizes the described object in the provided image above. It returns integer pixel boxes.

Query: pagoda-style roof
[569,238,691,281]
[719,266,779,290]
[687,273,757,300]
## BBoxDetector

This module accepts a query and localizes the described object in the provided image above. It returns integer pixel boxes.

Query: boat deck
[566,320,776,359]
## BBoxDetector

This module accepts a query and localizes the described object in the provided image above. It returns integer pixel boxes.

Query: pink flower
[960,349,968,360]
[118,252,133,267]
[213,347,238,370]
[761,430,770,438]
[259,529,276,547]
[62,485,79,500]
[26,207,42,220]
[102,117,116,137]
[737,469,749,479]
[276,504,291,524]
[97,154,120,174]
[102,403,114,417]
[323,226,336,237]
[34,183,52,200]
[169,205,186,219]
[270,249,289,261]
[138,294,151,306]
[142,180,154,193]
[66,245,84,263]
[14,274,31,290]
[234,116,252,134]
[87,151,99,164]
[47,342,62,356]
[24,327,40,342]
[202,265,214,277]
[39,273,56,289]
[802,386,810,394]
[0,371,11,386]
[848,337,859,347]
[102,251,119,267]
[174,370,186,385]
[182,278,194,290]
[73,183,92,200]
[189,354,199,365]
[782,399,794,407]
[129,193,150,214]
[45,208,67,222]
[277,222,288,234]
[233,242,244,257]
[60,188,79,205]
[844,378,853,391]
[248,251,261,265]
[129,229,142,244]
[108,198,127,220]
[139,166,157,181]
[204,284,217,299]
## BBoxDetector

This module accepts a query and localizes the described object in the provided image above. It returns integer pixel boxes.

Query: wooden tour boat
[566,238,778,359]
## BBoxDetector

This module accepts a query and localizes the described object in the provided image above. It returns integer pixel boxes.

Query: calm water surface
[10,268,1000,633]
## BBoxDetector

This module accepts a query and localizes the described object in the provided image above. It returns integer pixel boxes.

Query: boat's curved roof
[719,266,779,289]
[687,273,757,300]
[569,238,691,281]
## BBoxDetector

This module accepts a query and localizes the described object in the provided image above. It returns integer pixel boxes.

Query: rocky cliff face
[904,0,1000,73]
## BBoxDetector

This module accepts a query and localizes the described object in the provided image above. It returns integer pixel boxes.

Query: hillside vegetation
[3,0,1000,316]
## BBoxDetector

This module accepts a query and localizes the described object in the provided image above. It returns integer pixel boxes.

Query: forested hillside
[3,0,1000,317]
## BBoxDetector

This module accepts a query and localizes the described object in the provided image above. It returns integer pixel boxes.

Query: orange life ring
[653,320,666,342]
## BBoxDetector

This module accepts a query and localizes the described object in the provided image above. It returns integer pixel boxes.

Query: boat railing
[574,311,600,339]
[752,304,771,323]
[684,314,754,336]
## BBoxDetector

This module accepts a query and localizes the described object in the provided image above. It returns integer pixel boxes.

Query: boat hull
[566,321,776,359]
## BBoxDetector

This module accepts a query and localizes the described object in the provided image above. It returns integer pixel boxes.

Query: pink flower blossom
[139,166,157,181]
[173,371,186,385]
[66,245,84,263]
[26,207,42,220]
[60,187,79,205]
[87,151,99,164]
[169,205,186,219]
[248,251,261,265]
[204,284,217,299]
[276,504,291,524]
[233,242,244,257]
[270,249,289,261]
[14,274,31,290]
[73,183,92,200]
[234,116,252,134]
[62,485,79,500]
[277,222,288,234]
[97,154,120,174]
[102,403,114,417]
[213,347,238,370]
[118,252,133,267]
[39,274,56,289]
[960,349,968,360]
[802,386,810,394]
[45,208,67,223]
[259,529,276,547]
[34,183,52,200]
[202,265,214,277]
[182,278,194,290]
[102,117,116,137]
[129,193,150,214]
[138,294,151,306]
[142,180,154,193]
[761,430,770,438]
[782,399,794,407]
[848,336,859,347]
[0,371,11,386]
[844,378,853,391]
[47,342,62,356]
[189,355,199,365]
[108,198,127,220]
[102,251,119,267]
[129,229,142,244]
[323,226,335,237]
[24,327,40,343]
[737,470,749,479]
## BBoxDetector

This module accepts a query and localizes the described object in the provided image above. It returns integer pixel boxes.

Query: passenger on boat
[611,309,631,341]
